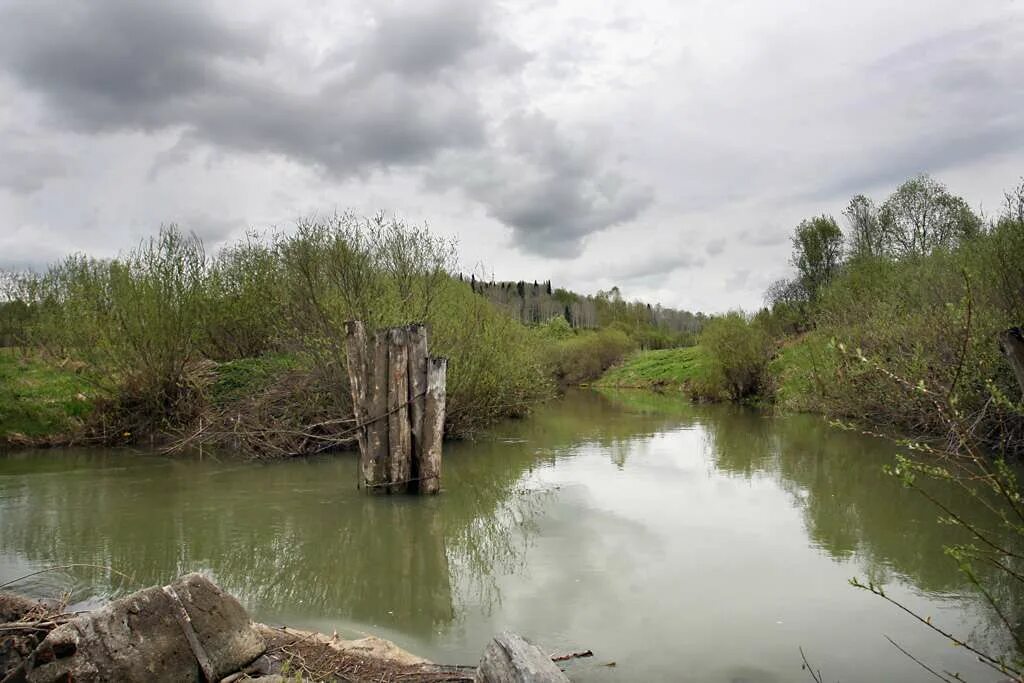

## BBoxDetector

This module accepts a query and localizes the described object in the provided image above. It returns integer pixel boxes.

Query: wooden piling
[366,331,390,487]
[419,357,446,495]
[344,321,447,494]
[387,327,411,493]
[343,321,369,475]
[407,324,428,482]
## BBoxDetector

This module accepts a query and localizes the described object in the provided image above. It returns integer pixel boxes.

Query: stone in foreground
[25,573,263,683]
[475,631,569,683]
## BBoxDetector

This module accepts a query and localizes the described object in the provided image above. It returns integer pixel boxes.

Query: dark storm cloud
[430,112,654,257]
[0,0,487,173]
[0,0,266,132]
[340,0,528,80]
[0,0,639,256]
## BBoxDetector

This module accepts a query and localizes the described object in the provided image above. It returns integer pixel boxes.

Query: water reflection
[0,389,1012,680]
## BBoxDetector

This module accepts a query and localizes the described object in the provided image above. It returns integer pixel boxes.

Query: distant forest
[460,275,705,334]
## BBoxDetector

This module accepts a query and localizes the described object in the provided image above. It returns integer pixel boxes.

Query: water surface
[0,390,1003,681]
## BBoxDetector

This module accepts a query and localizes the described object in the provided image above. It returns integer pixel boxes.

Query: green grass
[209,353,302,405]
[595,346,714,390]
[0,349,97,442]
[766,333,835,412]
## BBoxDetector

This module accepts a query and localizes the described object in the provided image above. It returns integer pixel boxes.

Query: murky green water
[0,390,1007,681]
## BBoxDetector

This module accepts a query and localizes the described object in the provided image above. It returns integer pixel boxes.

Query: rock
[475,632,569,683]
[24,574,264,683]
[168,573,265,678]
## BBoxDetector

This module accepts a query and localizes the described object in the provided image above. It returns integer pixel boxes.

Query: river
[0,389,1007,681]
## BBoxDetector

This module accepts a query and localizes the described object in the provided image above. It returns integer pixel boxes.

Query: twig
[885,635,959,683]
[799,646,824,683]
[550,649,593,662]
[0,564,133,591]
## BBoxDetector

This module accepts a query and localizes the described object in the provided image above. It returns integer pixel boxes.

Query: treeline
[467,278,704,347]
[696,174,1024,454]
[0,214,554,453]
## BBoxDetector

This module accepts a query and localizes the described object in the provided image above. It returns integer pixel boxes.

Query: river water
[0,389,1007,681]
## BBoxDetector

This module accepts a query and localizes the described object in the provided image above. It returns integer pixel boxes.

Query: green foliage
[431,282,553,436]
[878,173,982,258]
[699,312,772,401]
[761,175,1024,452]
[10,214,553,449]
[790,214,843,302]
[547,328,636,385]
[0,348,97,442]
[535,315,574,341]
[766,332,835,412]
[0,302,30,347]
[201,233,284,360]
[22,228,209,430]
[210,354,301,406]
[843,194,885,260]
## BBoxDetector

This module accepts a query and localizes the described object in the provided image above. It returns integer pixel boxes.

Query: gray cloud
[0,0,487,175]
[739,226,789,248]
[0,0,644,258]
[566,247,704,290]
[0,140,67,194]
[1,0,1021,312]
[0,0,266,132]
[429,112,654,257]
[802,21,1024,202]
[705,238,726,257]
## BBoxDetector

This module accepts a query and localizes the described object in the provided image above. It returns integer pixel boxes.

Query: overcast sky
[1,0,1022,312]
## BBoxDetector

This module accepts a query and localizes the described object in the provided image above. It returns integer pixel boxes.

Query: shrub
[11,215,554,450]
[699,312,771,400]
[547,328,636,385]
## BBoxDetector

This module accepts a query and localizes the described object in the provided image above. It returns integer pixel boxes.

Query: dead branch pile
[165,363,359,459]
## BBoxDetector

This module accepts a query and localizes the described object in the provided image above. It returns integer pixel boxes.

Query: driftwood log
[344,321,447,494]
[475,632,570,683]
[999,327,1024,398]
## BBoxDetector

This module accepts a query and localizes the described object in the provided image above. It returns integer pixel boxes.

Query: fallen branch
[550,649,593,662]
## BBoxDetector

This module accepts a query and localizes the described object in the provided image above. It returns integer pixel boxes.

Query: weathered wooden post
[420,357,446,494]
[408,324,428,485]
[344,321,446,494]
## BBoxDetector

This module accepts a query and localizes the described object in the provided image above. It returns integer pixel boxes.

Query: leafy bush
[547,328,636,385]
[699,312,772,400]
[10,215,553,450]
[763,177,1024,452]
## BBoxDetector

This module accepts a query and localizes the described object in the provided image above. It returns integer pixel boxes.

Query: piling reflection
[0,388,1016,663]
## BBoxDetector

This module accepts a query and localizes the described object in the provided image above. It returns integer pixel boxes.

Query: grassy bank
[595,346,711,391]
[0,349,97,444]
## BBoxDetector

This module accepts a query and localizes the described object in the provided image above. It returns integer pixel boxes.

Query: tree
[790,215,843,302]
[843,194,884,260]
[878,174,981,257]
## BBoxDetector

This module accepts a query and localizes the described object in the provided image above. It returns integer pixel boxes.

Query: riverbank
[0,573,575,682]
